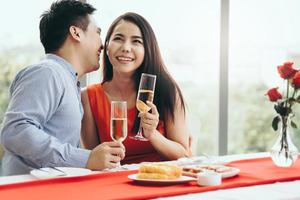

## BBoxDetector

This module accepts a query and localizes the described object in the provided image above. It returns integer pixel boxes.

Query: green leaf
[272,116,280,131]
[274,103,289,116]
[296,95,300,103]
[291,120,298,129]
[288,97,296,105]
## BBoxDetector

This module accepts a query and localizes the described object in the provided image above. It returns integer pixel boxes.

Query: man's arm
[0,66,90,168]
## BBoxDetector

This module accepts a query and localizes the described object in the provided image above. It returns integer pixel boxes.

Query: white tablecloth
[1,152,300,199]
[158,153,300,200]
[158,180,300,200]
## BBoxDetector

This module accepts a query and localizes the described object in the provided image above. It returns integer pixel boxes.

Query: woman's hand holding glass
[131,73,156,141]
[138,101,159,139]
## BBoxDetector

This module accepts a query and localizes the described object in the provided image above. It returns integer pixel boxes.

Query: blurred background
[1,0,300,165]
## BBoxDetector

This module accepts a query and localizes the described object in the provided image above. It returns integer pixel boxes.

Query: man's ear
[69,26,81,41]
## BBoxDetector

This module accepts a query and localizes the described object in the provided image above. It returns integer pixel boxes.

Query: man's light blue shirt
[0,54,91,175]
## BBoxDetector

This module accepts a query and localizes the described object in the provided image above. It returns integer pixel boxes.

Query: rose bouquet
[265,61,299,166]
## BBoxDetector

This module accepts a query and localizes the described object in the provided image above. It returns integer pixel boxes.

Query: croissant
[137,163,182,180]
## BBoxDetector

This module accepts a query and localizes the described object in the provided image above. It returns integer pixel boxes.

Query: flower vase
[270,117,298,167]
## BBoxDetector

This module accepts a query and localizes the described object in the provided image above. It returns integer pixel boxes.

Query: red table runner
[1,157,300,200]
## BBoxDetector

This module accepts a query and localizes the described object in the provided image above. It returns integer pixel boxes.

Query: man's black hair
[39,0,96,53]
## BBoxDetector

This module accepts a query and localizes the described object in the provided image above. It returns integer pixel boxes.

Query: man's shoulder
[10,59,65,93]
[16,58,63,81]
[32,58,63,74]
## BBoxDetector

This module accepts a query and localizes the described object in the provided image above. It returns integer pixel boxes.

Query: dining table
[0,152,300,200]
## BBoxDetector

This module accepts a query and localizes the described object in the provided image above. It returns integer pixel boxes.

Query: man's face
[80,15,103,73]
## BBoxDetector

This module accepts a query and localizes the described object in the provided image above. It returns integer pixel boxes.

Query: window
[0,1,54,123]
[228,0,300,154]
[1,0,299,157]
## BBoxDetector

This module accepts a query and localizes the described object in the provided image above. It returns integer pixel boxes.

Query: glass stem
[137,120,143,137]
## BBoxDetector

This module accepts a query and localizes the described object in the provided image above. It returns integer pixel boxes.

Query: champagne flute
[110,101,127,167]
[110,101,127,142]
[131,73,156,141]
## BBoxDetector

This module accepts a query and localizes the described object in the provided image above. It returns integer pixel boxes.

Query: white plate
[30,167,92,179]
[182,165,240,179]
[128,174,195,184]
[177,156,229,165]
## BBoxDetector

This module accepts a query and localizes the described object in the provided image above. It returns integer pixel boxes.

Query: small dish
[182,164,240,179]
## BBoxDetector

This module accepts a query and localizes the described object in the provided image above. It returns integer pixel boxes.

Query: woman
[81,12,191,164]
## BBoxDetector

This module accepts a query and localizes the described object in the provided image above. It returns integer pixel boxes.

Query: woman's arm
[81,88,100,150]
[141,95,190,160]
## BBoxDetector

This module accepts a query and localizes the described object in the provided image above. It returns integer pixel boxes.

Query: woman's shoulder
[83,83,106,101]
[86,83,103,92]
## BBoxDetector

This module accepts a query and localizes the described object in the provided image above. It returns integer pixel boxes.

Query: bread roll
[137,163,182,180]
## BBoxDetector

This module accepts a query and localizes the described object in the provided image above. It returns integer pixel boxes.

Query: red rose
[277,62,297,79]
[292,71,300,88]
[266,87,282,102]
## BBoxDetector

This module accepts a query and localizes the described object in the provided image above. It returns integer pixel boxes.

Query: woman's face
[106,20,145,76]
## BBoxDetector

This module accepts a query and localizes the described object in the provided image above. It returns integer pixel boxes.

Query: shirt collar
[46,53,78,81]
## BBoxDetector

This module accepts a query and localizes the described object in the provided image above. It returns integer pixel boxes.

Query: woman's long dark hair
[102,12,185,133]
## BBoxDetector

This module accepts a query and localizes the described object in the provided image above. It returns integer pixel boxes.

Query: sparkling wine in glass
[131,73,156,141]
[110,101,127,142]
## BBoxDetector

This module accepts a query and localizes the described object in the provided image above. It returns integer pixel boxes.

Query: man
[0,0,125,175]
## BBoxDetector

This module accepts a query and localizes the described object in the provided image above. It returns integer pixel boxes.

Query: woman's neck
[113,75,135,93]
[103,73,137,107]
